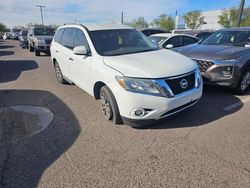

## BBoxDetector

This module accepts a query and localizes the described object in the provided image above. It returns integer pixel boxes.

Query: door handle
[69,57,74,61]
[55,50,59,53]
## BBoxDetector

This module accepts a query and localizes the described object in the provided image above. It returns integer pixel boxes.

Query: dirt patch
[0,106,54,144]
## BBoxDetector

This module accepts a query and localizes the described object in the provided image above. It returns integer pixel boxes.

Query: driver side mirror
[165,44,174,49]
[73,46,88,55]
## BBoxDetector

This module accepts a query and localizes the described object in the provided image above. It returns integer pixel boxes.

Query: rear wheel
[100,86,122,124]
[235,67,250,94]
[54,61,67,84]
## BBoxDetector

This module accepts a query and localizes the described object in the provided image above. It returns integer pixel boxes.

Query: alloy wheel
[100,91,113,120]
[240,70,250,91]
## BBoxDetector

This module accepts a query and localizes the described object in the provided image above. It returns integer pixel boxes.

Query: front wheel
[100,86,122,124]
[54,61,67,84]
[28,44,34,52]
[35,49,40,56]
[235,67,250,94]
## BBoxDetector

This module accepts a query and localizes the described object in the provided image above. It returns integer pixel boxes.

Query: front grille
[192,59,214,73]
[165,72,195,95]
[45,39,52,44]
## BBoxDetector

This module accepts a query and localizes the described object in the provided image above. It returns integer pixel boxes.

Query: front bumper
[193,59,239,88]
[35,44,50,52]
[113,82,202,124]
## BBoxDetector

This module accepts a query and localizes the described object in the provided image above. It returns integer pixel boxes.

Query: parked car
[139,28,169,36]
[19,29,28,48]
[10,29,21,40]
[149,33,199,49]
[173,30,213,42]
[50,23,202,126]
[27,26,55,56]
[175,27,250,94]
[3,32,10,40]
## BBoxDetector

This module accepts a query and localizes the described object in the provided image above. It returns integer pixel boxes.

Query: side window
[182,36,198,46]
[61,28,75,49]
[54,28,64,44]
[164,36,182,48]
[73,29,89,50]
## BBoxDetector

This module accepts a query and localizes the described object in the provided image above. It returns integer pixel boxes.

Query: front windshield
[201,30,250,47]
[149,36,168,45]
[22,30,28,36]
[34,28,55,36]
[12,29,21,33]
[89,29,159,56]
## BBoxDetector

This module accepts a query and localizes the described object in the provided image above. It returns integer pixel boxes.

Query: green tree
[218,7,250,28]
[127,17,149,29]
[183,10,205,29]
[151,14,175,30]
[0,23,8,32]
[218,9,231,28]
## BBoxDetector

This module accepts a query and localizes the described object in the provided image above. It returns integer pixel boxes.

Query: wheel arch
[93,81,106,100]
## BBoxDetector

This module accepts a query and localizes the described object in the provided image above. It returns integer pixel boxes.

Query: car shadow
[0,51,14,57]
[0,45,14,49]
[139,85,244,129]
[0,60,38,83]
[0,89,81,187]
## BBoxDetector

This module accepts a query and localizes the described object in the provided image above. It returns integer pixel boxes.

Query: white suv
[50,23,203,126]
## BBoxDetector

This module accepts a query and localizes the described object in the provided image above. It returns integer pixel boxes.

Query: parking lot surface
[0,40,250,187]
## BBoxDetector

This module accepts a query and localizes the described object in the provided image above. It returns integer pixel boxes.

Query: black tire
[234,67,250,94]
[35,49,40,56]
[28,44,34,52]
[100,86,123,124]
[54,61,67,84]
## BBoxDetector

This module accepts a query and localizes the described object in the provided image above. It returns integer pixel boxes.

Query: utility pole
[237,0,245,27]
[36,5,46,26]
[121,11,124,24]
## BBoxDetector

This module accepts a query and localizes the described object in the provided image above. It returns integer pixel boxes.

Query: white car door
[70,28,92,93]
[59,28,75,79]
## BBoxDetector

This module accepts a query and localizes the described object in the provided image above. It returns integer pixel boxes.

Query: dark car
[175,27,250,94]
[19,30,28,48]
[139,28,169,36]
[27,26,55,56]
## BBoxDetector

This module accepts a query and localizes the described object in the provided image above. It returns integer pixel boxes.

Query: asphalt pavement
[0,39,250,188]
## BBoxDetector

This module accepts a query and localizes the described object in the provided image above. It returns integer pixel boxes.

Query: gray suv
[27,26,55,56]
[175,27,250,94]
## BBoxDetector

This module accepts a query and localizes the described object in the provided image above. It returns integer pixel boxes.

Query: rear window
[54,28,64,43]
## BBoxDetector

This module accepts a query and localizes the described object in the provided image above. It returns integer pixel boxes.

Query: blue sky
[0,0,249,27]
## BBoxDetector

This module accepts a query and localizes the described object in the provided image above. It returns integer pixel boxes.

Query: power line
[36,5,46,26]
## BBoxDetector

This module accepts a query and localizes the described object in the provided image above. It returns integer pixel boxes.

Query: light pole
[36,5,46,26]
[237,0,245,27]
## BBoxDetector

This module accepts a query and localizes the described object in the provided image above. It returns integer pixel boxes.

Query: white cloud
[0,0,188,27]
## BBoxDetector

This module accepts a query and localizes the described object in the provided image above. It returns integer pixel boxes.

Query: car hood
[104,49,196,78]
[175,43,250,60]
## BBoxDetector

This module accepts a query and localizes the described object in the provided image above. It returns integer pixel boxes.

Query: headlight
[221,66,234,78]
[116,76,170,97]
[195,69,202,88]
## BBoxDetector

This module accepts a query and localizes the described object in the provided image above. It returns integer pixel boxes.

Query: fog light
[222,66,234,78]
[132,108,146,117]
